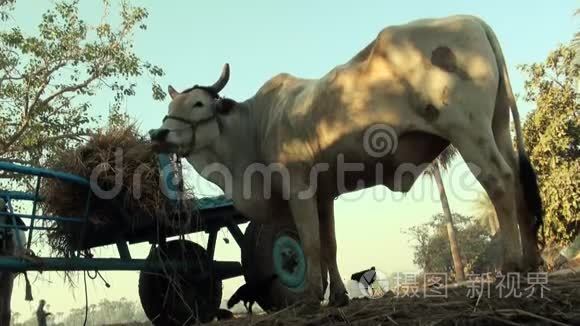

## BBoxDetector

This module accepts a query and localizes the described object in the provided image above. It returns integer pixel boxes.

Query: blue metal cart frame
[0,154,247,281]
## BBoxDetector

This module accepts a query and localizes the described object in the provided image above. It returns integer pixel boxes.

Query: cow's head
[149,63,237,156]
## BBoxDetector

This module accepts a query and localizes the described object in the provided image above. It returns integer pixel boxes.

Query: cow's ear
[168,85,179,99]
[216,98,237,114]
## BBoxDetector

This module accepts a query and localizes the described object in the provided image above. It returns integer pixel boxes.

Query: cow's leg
[318,206,329,299]
[318,200,348,307]
[289,196,323,308]
[320,260,328,298]
[318,202,330,300]
[492,95,541,271]
[451,130,523,271]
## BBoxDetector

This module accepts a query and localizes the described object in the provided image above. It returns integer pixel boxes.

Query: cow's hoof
[329,291,349,307]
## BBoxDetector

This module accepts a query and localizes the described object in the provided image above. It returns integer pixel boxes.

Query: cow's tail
[478,18,544,240]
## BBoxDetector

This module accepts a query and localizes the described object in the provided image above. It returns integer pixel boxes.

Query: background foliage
[406,213,494,276]
[11,298,147,326]
[0,0,165,187]
[519,44,579,248]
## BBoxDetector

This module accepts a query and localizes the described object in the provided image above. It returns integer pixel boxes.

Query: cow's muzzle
[149,128,169,142]
[149,128,175,154]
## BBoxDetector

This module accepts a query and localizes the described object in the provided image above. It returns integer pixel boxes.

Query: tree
[423,146,465,281]
[0,0,15,21]
[0,0,165,185]
[407,213,493,275]
[519,44,579,248]
[60,298,147,325]
[406,223,434,271]
[472,191,499,235]
[0,2,164,325]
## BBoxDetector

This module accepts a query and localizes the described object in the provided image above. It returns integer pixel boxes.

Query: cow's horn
[210,63,230,94]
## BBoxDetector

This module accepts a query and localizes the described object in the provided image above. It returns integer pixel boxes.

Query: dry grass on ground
[218,270,580,326]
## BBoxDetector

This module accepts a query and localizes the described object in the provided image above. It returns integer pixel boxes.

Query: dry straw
[41,123,194,256]
[219,273,580,326]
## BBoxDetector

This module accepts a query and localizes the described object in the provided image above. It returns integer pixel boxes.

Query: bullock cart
[0,155,307,324]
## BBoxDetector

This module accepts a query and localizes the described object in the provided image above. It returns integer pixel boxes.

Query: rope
[83,270,88,326]
[87,270,97,280]
[98,271,110,288]
[24,272,33,301]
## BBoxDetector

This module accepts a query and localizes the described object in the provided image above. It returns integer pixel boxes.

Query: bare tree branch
[43,132,88,143]
[28,60,68,114]
[41,74,100,106]
[1,74,100,154]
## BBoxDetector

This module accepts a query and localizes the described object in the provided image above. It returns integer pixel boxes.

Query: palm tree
[473,191,499,235]
[424,146,465,281]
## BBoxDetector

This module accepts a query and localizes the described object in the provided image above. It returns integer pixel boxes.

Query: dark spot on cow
[476,137,486,146]
[423,104,439,121]
[431,46,470,80]
[431,46,456,72]
[468,112,475,122]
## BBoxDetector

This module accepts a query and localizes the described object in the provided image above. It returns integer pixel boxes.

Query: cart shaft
[0,257,243,281]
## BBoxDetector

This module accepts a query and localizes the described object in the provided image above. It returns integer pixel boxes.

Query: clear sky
[7,0,578,320]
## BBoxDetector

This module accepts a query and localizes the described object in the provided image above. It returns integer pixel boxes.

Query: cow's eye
[193,101,203,108]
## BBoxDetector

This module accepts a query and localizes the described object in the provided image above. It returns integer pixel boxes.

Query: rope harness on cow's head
[162,113,223,157]
[162,85,225,157]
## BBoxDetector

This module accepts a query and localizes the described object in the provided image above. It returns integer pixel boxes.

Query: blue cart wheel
[272,235,306,291]
[241,221,307,311]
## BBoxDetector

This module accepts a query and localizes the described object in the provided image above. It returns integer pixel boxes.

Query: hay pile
[42,124,194,256]
[220,272,580,326]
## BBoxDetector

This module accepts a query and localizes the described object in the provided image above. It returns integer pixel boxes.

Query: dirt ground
[217,268,580,326]
[104,267,580,325]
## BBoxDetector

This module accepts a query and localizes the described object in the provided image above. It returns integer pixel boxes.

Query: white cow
[150,15,543,308]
